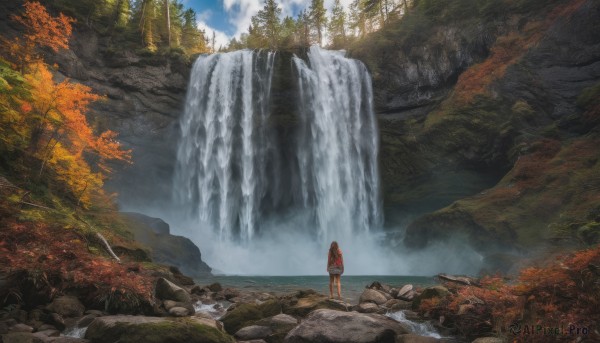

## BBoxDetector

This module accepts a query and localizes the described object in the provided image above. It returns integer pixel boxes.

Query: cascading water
[293,46,382,242]
[174,50,276,242]
[173,47,390,274]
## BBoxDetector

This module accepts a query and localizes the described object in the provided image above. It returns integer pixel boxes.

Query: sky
[182,0,353,49]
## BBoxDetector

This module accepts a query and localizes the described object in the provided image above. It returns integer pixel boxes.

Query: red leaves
[0,219,153,309]
[419,246,600,341]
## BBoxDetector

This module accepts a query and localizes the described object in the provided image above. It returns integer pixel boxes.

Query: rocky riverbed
[0,272,506,343]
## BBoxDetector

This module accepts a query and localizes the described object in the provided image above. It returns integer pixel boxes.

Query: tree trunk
[164,0,171,47]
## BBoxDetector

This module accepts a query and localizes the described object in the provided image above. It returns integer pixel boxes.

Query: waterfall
[174,50,276,242]
[293,46,382,242]
[173,47,383,273]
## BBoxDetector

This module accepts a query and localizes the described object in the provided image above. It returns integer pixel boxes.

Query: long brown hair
[329,241,340,261]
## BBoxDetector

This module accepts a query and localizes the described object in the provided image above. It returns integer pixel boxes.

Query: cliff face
[44,24,191,209]
[351,0,600,257]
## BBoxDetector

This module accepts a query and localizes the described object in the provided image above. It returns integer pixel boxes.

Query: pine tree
[328,0,347,48]
[308,0,327,46]
[256,0,282,50]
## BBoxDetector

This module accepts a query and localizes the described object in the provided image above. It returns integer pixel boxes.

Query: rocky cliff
[0,0,192,208]
[351,0,600,260]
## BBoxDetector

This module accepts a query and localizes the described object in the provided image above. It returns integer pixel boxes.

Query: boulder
[48,313,65,331]
[359,289,388,305]
[471,338,506,343]
[221,300,281,334]
[0,332,46,343]
[234,325,272,340]
[284,309,409,343]
[163,300,194,314]
[121,213,212,277]
[207,283,223,292]
[268,314,298,326]
[397,285,413,299]
[84,315,234,343]
[357,302,379,313]
[9,323,34,333]
[282,292,349,318]
[47,338,90,342]
[168,307,190,317]
[155,278,192,303]
[34,329,60,337]
[46,296,85,318]
[396,334,442,343]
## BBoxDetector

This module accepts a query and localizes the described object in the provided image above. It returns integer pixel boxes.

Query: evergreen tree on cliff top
[309,0,327,46]
[256,0,282,50]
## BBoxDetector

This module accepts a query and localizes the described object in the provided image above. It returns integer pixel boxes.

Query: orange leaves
[0,219,154,310]
[419,246,600,341]
[8,1,74,67]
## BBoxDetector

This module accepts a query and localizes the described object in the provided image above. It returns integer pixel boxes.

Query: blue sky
[182,0,352,48]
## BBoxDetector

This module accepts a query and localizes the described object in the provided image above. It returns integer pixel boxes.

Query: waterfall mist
[169,47,483,275]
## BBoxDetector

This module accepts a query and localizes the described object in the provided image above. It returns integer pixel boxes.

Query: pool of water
[193,275,436,303]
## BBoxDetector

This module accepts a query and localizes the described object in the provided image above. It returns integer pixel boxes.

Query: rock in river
[284,309,409,343]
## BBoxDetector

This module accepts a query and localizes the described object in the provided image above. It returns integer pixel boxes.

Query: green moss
[87,319,234,343]
[577,82,600,109]
[221,300,282,334]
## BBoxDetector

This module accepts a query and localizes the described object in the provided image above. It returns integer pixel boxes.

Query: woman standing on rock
[327,241,344,300]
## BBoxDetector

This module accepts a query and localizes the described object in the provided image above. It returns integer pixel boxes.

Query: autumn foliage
[420,245,600,342]
[0,1,130,207]
[446,0,587,107]
[0,218,154,313]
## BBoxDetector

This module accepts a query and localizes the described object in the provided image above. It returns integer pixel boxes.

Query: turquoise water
[193,275,436,303]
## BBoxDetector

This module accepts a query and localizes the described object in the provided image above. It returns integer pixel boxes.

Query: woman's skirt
[328,266,343,275]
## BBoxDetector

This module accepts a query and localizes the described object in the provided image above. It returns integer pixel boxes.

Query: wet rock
[357,302,379,313]
[168,307,190,317]
[48,313,65,331]
[9,323,34,333]
[471,338,506,343]
[235,325,272,340]
[282,291,349,318]
[284,309,409,343]
[84,315,234,343]
[35,325,56,332]
[268,314,298,326]
[34,329,60,337]
[46,297,85,318]
[0,332,46,343]
[221,300,281,334]
[359,289,388,305]
[83,311,103,316]
[396,334,442,343]
[47,338,90,343]
[155,277,192,303]
[208,283,223,292]
[76,314,100,328]
[397,285,413,299]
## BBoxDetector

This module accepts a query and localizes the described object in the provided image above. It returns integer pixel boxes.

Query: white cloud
[197,9,213,22]
[194,0,357,47]
[197,20,232,50]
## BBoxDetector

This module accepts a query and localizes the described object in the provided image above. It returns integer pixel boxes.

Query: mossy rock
[281,292,349,318]
[221,299,282,334]
[85,315,234,343]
